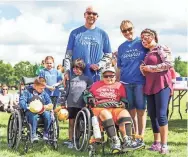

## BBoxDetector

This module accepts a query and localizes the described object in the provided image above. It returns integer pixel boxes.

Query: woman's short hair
[120,20,133,31]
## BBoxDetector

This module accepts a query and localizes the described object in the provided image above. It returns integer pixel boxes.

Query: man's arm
[98,32,112,69]
[116,67,120,82]
[63,50,72,73]
[97,53,112,69]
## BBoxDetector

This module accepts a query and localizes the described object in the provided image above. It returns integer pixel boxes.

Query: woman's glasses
[103,75,115,78]
[2,89,8,91]
[121,27,133,33]
[86,11,98,16]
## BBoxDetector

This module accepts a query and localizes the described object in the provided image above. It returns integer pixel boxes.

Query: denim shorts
[124,84,146,110]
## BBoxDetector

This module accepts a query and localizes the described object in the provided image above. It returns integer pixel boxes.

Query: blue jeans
[25,111,51,136]
[124,84,146,110]
[147,87,170,133]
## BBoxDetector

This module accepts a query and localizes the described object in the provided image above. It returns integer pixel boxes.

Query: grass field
[0,91,187,157]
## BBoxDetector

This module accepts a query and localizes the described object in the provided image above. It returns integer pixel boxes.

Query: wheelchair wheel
[74,107,91,151]
[23,123,32,153]
[55,116,59,139]
[7,109,22,150]
[48,117,58,150]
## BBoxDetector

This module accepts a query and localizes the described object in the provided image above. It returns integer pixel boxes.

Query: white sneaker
[67,142,74,149]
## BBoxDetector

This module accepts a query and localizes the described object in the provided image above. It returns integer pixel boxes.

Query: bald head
[85,6,98,14]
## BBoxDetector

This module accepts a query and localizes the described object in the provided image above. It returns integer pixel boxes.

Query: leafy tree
[14,61,37,81]
[174,56,187,77]
[0,61,15,86]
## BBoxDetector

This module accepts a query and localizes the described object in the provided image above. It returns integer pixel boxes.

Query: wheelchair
[73,107,123,156]
[7,77,59,153]
[73,105,145,157]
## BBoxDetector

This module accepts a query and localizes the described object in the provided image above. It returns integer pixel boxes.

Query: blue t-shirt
[39,68,62,96]
[67,26,112,82]
[117,37,148,84]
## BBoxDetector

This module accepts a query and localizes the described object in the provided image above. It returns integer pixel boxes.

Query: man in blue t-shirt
[63,6,112,83]
[117,20,148,147]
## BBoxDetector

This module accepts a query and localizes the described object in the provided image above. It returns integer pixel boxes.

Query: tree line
[0,56,187,87]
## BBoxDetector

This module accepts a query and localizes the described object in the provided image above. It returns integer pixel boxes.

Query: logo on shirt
[77,35,99,46]
[97,87,117,99]
[122,49,141,59]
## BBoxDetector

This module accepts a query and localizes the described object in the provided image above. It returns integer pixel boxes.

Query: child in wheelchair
[84,66,143,153]
[55,58,93,148]
[19,77,53,142]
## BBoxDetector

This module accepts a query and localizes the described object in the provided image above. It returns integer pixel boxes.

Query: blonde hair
[1,84,8,93]
[45,56,54,63]
[120,20,133,31]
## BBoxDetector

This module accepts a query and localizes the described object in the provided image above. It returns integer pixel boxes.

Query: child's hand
[54,106,62,113]
[44,104,53,111]
[49,86,55,91]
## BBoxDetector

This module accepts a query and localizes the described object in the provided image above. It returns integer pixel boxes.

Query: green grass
[0,91,187,157]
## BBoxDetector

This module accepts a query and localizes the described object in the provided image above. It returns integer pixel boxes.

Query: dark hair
[73,58,86,70]
[141,28,158,43]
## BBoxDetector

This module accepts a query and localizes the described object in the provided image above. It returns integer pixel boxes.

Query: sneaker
[43,132,49,140]
[148,142,161,151]
[135,138,145,148]
[111,136,121,153]
[122,137,143,152]
[63,140,72,145]
[160,146,169,154]
[67,142,74,149]
[31,134,39,142]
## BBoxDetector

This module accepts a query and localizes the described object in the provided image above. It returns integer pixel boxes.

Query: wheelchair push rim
[73,107,91,151]
[7,109,22,150]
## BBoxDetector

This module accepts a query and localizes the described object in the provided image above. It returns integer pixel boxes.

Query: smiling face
[45,58,54,70]
[1,85,8,95]
[141,29,157,49]
[84,6,98,27]
[103,71,116,85]
[73,66,83,75]
[120,20,134,41]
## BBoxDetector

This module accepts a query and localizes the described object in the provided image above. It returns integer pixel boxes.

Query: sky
[0,0,187,66]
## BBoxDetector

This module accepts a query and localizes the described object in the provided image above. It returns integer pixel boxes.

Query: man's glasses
[103,75,115,78]
[86,11,98,16]
[46,63,52,64]
[2,89,8,91]
[121,27,133,33]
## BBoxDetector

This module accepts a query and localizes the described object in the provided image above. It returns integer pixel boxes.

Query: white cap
[102,66,116,74]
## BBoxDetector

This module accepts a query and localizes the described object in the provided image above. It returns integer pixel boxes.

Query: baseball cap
[102,66,116,74]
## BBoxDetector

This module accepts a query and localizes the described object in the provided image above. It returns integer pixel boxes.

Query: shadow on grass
[0,124,8,128]
[146,119,187,133]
